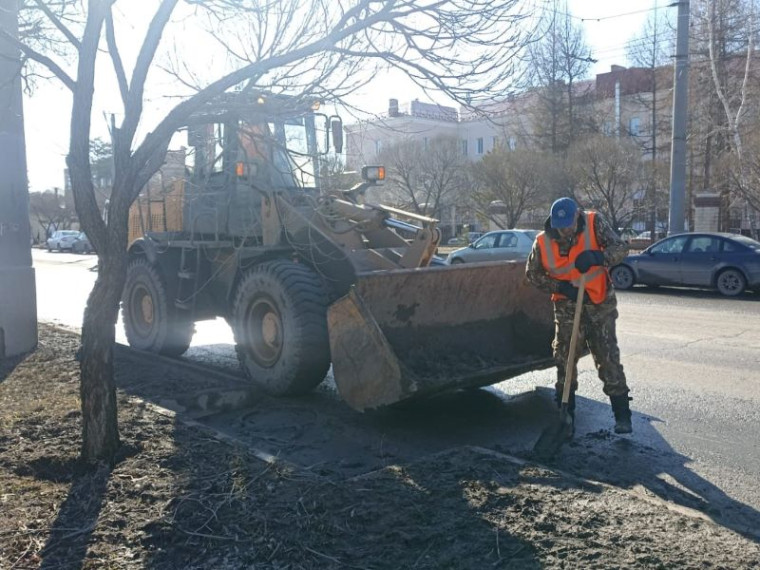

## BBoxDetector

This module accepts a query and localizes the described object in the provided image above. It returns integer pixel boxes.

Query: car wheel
[715,268,746,297]
[450,258,464,264]
[611,265,635,290]
[47,245,52,252]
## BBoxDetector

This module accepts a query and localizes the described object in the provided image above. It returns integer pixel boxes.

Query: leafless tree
[28,189,74,238]
[570,135,644,231]
[6,0,537,463]
[688,0,760,230]
[470,148,558,229]
[626,4,674,241]
[526,0,592,153]
[379,135,469,217]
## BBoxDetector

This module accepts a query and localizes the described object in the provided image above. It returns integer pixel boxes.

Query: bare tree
[28,189,73,238]
[7,0,536,463]
[627,4,674,241]
[379,135,469,217]
[526,0,592,153]
[570,135,643,230]
[470,148,557,229]
[689,0,760,231]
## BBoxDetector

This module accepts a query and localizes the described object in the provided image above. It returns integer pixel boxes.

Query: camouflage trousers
[553,294,629,397]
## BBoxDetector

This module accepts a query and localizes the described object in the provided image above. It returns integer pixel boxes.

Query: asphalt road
[32,248,760,539]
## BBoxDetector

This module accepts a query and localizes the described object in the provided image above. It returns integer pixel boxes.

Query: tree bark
[79,244,126,463]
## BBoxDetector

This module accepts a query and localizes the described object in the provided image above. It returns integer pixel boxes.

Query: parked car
[446,229,539,264]
[71,232,94,254]
[447,236,468,246]
[610,232,760,296]
[629,230,667,249]
[616,228,639,243]
[46,230,80,252]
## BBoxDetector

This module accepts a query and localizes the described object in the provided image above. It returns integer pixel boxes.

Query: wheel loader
[122,92,555,411]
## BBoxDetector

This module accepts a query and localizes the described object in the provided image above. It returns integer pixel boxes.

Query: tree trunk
[79,245,127,463]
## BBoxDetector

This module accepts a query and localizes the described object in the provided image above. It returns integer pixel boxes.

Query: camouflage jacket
[525,210,629,301]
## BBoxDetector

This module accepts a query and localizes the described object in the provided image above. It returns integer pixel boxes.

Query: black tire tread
[122,257,194,356]
[232,260,330,396]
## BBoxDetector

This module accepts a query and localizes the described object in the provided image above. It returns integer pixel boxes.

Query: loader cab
[184,93,342,240]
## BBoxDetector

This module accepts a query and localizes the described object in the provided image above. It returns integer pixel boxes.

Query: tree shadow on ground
[137,404,541,569]
[37,462,110,569]
[111,346,760,564]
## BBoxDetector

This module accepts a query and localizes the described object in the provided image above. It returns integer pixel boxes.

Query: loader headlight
[362,165,385,183]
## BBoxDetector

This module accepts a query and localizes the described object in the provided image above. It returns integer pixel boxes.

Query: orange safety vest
[537,211,608,304]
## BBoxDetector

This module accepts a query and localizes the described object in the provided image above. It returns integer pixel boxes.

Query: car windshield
[730,235,760,250]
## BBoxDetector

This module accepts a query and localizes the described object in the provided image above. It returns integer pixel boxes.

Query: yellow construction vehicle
[123,92,555,411]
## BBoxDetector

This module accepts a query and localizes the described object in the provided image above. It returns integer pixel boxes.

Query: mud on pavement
[1,324,759,569]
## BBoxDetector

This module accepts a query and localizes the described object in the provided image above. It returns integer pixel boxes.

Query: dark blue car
[610,232,760,296]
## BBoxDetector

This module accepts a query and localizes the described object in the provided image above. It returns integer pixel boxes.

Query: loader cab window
[268,116,317,189]
[210,123,226,174]
[189,122,228,178]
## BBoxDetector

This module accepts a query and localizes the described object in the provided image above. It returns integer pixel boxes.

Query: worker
[525,197,632,434]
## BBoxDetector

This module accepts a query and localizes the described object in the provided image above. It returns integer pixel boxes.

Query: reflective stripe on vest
[537,211,608,304]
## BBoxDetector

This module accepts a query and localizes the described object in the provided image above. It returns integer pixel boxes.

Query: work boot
[609,394,633,434]
[555,388,576,437]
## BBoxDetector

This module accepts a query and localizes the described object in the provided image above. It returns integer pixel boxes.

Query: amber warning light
[362,166,385,183]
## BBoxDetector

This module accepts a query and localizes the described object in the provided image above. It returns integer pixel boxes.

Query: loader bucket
[327,261,556,411]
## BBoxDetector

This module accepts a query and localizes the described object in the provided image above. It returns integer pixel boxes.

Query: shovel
[533,274,586,460]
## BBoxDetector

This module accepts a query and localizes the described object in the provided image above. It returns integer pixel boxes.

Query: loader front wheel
[232,260,330,396]
[122,257,194,356]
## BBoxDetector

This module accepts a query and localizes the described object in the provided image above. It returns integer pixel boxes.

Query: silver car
[446,229,539,264]
[46,230,80,252]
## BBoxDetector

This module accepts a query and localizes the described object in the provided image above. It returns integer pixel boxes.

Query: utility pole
[0,0,37,358]
[668,0,690,235]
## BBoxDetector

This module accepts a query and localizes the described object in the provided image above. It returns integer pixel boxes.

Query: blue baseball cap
[550,197,578,228]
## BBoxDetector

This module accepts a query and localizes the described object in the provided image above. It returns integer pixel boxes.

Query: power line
[580,4,680,23]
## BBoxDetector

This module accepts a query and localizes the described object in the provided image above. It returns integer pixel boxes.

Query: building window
[461,139,468,156]
[423,137,428,149]
[477,137,484,154]
[375,140,383,154]
[492,136,499,150]
[629,117,640,137]
[508,137,517,150]
[603,122,612,136]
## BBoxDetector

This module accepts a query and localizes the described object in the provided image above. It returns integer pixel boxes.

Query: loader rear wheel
[232,260,330,396]
[122,257,194,356]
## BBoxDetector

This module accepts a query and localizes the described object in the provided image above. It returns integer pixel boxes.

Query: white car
[446,229,539,264]
[46,230,80,252]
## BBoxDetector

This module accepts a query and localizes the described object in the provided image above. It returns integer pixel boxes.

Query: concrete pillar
[693,192,721,233]
[0,0,37,358]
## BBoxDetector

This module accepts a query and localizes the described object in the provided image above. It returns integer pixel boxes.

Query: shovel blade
[533,407,574,460]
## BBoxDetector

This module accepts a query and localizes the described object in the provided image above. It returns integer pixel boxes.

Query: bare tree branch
[104,7,128,106]
[32,0,81,49]
[0,28,74,89]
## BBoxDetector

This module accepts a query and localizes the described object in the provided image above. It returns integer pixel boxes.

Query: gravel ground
[1,324,759,569]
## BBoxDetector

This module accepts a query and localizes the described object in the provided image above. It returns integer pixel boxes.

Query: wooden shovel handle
[560,273,586,406]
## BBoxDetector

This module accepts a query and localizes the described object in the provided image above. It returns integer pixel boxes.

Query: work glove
[558,281,581,301]
[575,249,605,273]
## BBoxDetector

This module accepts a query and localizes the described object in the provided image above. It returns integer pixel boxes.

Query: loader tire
[232,260,330,396]
[122,257,194,356]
